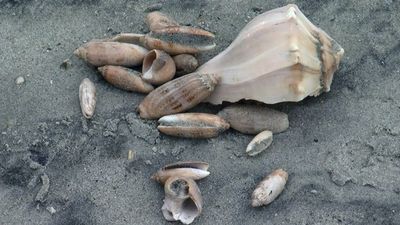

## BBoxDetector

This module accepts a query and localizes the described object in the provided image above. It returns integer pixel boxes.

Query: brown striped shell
[138,73,219,119]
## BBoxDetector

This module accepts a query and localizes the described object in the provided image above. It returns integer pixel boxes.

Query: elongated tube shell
[146,11,179,31]
[246,130,273,156]
[173,54,199,76]
[138,73,219,119]
[218,104,289,134]
[251,169,288,207]
[74,42,148,67]
[79,78,96,119]
[98,66,154,93]
[151,161,210,184]
[142,49,176,85]
[158,113,230,138]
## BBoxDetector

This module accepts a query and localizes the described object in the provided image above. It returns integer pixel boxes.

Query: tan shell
[79,78,96,119]
[158,113,230,138]
[109,26,216,55]
[142,49,176,85]
[246,130,273,156]
[197,4,344,104]
[217,104,289,134]
[173,54,199,76]
[162,176,203,224]
[98,66,154,93]
[138,73,219,119]
[251,169,288,207]
[74,41,148,67]
[146,11,179,31]
[151,161,210,184]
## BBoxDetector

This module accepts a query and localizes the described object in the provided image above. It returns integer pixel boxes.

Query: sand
[1,0,399,224]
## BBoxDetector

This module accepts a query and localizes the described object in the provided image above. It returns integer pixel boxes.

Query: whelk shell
[79,78,96,119]
[142,49,176,85]
[146,11,179,31]
[162,176,203,224]
[246,130,273,156]
[98,65,154,93]
[217,104,289,134]
[197,4,344,104]
[158,113,230,138]
[173,54,199,76]
[251,169,288,207]
[74,42,148,67]
[138,73,219,119]
[151,161,210,184]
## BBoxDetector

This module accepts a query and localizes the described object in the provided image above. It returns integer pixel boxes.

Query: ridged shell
[138,73,219,119]
[79,78,96,119]
[251,169,288,207]
[197,4,344,104]
[98,65,154,93]
[158,113,230,138]
[146,11,179,31]
[142,49,176,85]
[246,130,273,156]
[162,176,203,224]
[173,54,199,76]
[74,42,148,67]
[217,104,289,134]
[151,161,210,184]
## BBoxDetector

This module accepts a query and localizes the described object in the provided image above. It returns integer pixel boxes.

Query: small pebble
[145,160,152,165]
[35,173,50,203]
[15,76,25,85]
[310,189,318,194]
[60,59,72,70]
[46,206,56,214]
[127,150,135,160]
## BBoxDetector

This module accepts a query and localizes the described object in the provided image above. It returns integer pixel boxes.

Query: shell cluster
[72,4,344,223]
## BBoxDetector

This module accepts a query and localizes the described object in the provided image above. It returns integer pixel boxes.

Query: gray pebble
[35,173,50,203]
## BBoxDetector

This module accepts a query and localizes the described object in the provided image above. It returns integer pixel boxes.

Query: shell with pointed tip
[173,54,199,76]
[251,169,288,207]
[162,176,203,224]
[74,42,148,67]
[246,130,273,156]
[146,11,179,31]
[98,66,154,93]
[79,78,96,119]
[197,4,344,104]
[158,113,230,138]
[151,161,210,184]
[217,104,289,134]
[138,73,219,119]
[142,49,176,85]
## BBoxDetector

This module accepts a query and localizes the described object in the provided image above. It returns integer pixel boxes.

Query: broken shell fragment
[251,169,288,207]
[246,130,273,156]
[158,113,230,138]
[197,4,344,104]
[217,104,289,134]
[146,11,179,31]
[79,78,96,119]
[138,73,219,119]
[74,42,148,67]
[151,161,210,184]
[142,49,176,85]
[98,66,154,93]
[173,54,199,76]
[162,176,203,224]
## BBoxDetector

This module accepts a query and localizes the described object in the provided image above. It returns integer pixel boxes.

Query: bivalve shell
[151,161,210,184]
[74,42,148,67]
[251,169,288,207]
[158,113,230,138]
[138,73,219,119]
[142,49,176,85]
[98,65,154,93]
[218,104,289,134]
[79,78,96,119]
[173,54,199,76]
[246,130,273,156]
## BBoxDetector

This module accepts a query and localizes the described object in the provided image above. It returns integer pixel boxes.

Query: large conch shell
[162,176,203,224]
[197,4,344,104]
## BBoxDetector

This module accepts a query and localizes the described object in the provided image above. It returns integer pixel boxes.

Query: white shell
[251,169,288,207]
[79,78,96,119]
[197,4,344,104]
[246,130,273,156]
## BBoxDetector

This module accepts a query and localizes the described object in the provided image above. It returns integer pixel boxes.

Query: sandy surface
[1,0,400,225]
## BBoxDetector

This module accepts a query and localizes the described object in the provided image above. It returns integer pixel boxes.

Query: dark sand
[1,0,400,224]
